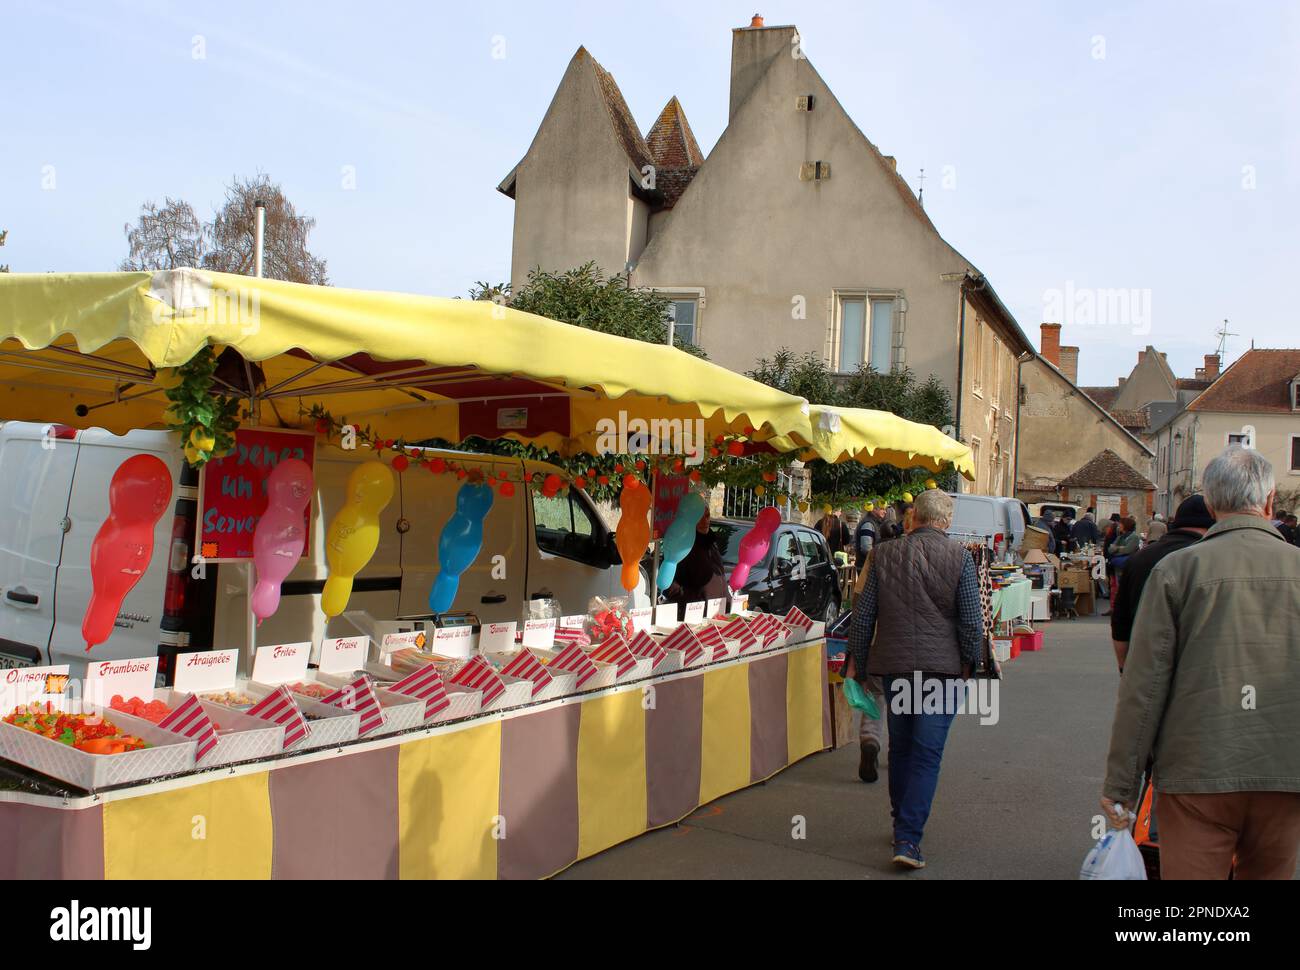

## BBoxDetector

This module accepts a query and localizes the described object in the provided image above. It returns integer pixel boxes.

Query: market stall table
[0,639,829,880]
[991,578,1032,624]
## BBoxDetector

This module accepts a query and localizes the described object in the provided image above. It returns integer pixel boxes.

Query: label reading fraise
[173,649,238,694]
[251,642,311,686]
[319,637,370,675]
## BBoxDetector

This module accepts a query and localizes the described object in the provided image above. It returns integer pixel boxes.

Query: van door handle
[5,589,38,605]
[480,594,507,604]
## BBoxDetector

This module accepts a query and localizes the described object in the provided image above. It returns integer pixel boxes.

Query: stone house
[498,16,1034,495]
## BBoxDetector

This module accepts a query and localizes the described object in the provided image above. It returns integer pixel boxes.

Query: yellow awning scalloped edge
[0,269,972,478]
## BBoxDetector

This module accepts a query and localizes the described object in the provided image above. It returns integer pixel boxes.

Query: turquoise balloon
[657,492,707,590]
[429,482,494,614]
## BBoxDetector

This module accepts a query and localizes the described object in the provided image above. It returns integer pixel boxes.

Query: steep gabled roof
[645,97,704,209]
[1059,449,1155,491]
[589,52,654,173]
[497,47,658,202]
[1187,348,1300,413]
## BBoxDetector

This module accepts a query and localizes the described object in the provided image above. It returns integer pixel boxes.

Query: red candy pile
[110,694,172,724]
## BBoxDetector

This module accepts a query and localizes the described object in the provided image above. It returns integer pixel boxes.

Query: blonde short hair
[912,489,953,528]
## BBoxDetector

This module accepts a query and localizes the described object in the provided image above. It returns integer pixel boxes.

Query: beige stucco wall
[1163,409,1300,509]
[957,295,1022,495]
[1017,356,1154,490]
[629,41,968,403]
[1113,351,1176,412]
[508,52,639,290]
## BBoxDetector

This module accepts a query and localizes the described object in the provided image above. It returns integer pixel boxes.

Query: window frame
[655,287,706,347]
[972,318,985,397]
[1290,434,1300,474]
[531,488,606,566]
[832,289,899,375]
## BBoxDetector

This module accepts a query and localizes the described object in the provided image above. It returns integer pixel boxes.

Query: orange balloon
[616,478,652,592]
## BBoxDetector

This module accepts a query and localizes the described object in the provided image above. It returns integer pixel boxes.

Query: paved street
[559,614,1123,879]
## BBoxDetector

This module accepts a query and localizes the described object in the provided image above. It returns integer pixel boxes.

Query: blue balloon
[657,492,707,590]
[428,482,494,614]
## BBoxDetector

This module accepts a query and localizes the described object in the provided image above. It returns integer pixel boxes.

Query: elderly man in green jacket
[1101,446,1300,879]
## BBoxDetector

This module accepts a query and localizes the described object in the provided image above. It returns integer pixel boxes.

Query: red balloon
[82,455,173,652]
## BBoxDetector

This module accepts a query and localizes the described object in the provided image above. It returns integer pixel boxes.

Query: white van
[0,422,646,676]
[945,492,1031,558]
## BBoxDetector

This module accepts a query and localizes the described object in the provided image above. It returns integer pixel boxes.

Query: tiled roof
[589,52,655,174]
[1109,408,1149,430]
[645,97,703,210]
[1059,449,1154,491]
[1080,386,1120,410]
[1176,377,1212,391]
[1187,349,1300,413]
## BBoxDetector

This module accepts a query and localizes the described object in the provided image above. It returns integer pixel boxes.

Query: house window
[971,437,983,491]
[835,293,895,373]
[972,319,984,396]
[1228,432,1249,447]
[1291,435,1300,473]
[668,299,698,346]
[1292,381,1300,411]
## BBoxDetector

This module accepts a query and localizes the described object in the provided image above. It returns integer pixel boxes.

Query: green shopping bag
[843,676,880,719]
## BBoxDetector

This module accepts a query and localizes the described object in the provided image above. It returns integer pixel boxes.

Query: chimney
[1058,346,1079,385]
[884,155,897,171]
[1203,353,1220,380]
[730,18,798,122]
[1138,350,1146,364]
[1040,323,1062,367]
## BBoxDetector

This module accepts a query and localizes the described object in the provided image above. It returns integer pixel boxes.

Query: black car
[712,518,842,623]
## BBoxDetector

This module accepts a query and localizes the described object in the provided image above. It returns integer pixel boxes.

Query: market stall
[0,638,827,880]
[0,269,973,878]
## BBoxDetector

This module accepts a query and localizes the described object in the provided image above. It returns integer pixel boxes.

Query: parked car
[712,517,841,623]
[0,421,646,676]
[947,493,1031,558]
[1028,502,1082,522]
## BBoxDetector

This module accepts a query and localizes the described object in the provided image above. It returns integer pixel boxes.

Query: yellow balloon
[925,479,938,490]
[322,462,396,618]
[902,491,914,503]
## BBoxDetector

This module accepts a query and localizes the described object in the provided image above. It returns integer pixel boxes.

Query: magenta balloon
[729,506,782,592]
[251,458,314,622]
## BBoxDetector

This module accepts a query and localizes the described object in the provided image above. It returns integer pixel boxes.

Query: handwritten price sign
[197,427,316,562]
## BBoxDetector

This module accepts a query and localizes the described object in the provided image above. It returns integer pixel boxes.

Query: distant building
[1159,349,1300,514]
[499,17,1034,495]
[1017,323,1156,521]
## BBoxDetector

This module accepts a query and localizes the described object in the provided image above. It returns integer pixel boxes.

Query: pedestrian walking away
[1109,495,1213,674]
[1101,447,1300,880]
[846,489,985,870]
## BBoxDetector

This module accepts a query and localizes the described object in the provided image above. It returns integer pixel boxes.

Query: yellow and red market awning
[0,269,972,477]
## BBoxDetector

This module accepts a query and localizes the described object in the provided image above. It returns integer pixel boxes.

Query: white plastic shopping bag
[1080,815,1147,880]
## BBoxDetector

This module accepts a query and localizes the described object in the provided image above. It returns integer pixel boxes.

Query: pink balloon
[251,458,313,623]
[730,506,782,592]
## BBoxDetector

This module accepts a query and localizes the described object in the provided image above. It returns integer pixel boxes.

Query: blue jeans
[884,674,961,848]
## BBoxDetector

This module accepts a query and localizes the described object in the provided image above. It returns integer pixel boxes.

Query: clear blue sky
[3,0,1296,386]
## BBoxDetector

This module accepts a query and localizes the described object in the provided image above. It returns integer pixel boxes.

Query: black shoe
[858,741,879,783]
